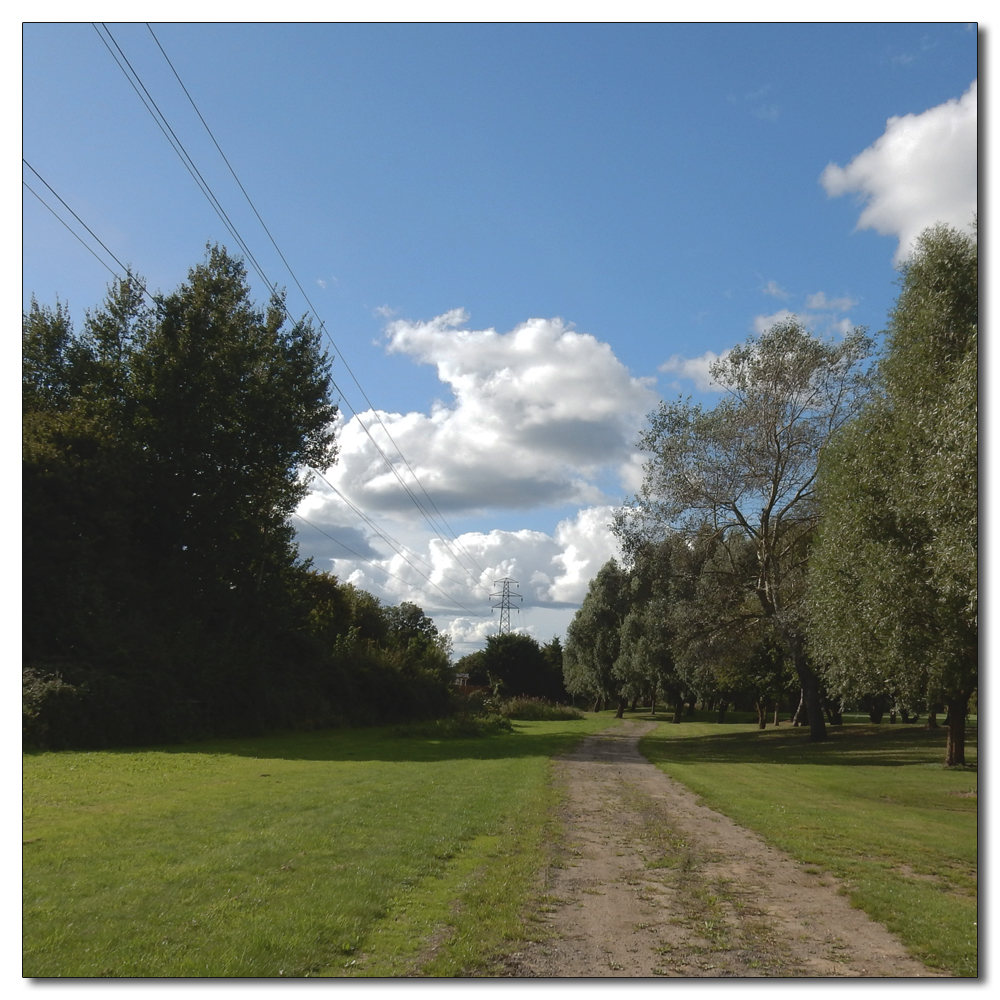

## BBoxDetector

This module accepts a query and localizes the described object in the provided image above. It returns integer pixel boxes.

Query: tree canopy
[808,223,977,765]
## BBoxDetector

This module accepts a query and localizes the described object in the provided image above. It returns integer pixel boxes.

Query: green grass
[636,715,978,977]
[23,716,610,978]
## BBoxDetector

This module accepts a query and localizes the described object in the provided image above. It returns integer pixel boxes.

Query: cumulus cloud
[763,280,790,299]
[659,349,731,392]
[326,310,656,517]
[294,493,622,654]
[821,81,977,261]
[804,291,857,312]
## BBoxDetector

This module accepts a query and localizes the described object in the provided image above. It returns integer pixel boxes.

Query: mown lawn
[23,717,610,978]
[637,714,978,977]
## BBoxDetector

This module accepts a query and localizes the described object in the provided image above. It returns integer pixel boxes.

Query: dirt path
[503,721,945,978]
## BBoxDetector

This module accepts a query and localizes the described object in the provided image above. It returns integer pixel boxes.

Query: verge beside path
[503,720,945,978]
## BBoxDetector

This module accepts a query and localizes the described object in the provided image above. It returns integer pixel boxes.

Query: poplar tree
[809,223,977,765]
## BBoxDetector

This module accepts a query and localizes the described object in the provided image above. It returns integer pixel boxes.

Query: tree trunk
[944,689,972,767]
[783,633,827,741]
[773,702,780,726]
[686,701,696,717]
[791,688,805,727]
[672,699,683,724]
[756,702,767,729]
[615,696,627,719]
[717,702,727,724]
[926,709,939,729]
[629,696,639,712]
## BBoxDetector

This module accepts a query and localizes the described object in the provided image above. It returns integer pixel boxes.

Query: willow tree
[563,559,631,714]
[617,320,873,741]
[809,224,977,766]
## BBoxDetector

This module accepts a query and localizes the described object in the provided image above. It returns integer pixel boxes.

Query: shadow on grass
[29,718,610,766]
[640,719,977,770]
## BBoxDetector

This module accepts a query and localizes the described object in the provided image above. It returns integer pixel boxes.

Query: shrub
[498,697,584,721]
[392,714,514,739]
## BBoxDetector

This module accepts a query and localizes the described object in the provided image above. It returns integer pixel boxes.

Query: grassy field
[637,713,978,977]
[23,717,611,978]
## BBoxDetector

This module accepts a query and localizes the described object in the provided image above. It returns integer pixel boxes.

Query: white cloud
[292,311,648,652]
[804,292,856,312]
[763,280,790,299]
[752,309,797,335]
[821,81,977,261]
[294,494,622,655]
[326,311,656,518]
[659,349,731,392]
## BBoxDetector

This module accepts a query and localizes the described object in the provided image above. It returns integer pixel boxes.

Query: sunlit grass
[23,717,608,978]
[637,716,978,977]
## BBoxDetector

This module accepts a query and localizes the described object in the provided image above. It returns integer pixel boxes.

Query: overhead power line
[309,470,489,598]
[293,509,487,617]
[24,148,489,619]
[147,24,486,578]
[131,22,485,580]
[23,162,154,304]
[59,24,494,605]
[24,160,488,613]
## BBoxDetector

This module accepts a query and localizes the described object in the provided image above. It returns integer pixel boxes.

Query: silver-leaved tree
[616,319,873,741]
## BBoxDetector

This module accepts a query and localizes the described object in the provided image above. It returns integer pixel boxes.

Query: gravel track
[503,720,945,978]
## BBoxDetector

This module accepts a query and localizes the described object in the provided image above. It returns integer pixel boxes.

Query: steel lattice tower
[491,577,522,635]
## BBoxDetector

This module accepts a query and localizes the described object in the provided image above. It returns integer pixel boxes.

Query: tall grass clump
[498,697,584,721]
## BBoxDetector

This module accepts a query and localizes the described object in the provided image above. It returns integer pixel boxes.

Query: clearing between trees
[504,721,946,978]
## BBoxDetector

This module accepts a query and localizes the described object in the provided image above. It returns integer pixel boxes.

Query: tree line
[564,223,977,766]
[23,247,454,749]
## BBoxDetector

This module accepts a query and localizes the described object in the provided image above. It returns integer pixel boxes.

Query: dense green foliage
[641,717,977,976]
[23,718,611,977]
[563,559,631,711]
[808,224,978,765]
[563,535,797,723]
[23,249,452,748]
[456,632,567,702]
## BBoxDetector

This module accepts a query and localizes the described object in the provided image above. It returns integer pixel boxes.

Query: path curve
[504,721,944,978]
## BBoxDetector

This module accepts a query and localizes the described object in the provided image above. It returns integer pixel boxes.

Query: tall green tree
[23,247,339,745]
[563,559,632,714]
[809,223,977,765]
[617,320,873,740]
[479,632,565,701]
[613,538,687,716]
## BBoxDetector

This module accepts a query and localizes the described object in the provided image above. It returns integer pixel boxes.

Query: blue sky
[22,21,978,655]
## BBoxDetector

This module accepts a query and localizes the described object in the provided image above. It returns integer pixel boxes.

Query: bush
[498,697,584,721]
[392,714,514,739]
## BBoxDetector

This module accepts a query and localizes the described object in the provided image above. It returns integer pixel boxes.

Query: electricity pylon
[491,577,522,635]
